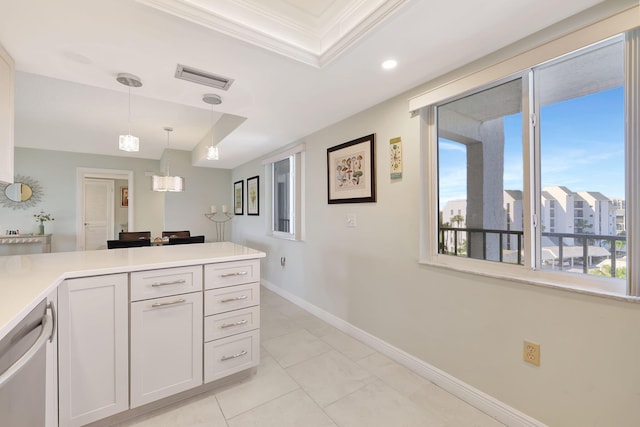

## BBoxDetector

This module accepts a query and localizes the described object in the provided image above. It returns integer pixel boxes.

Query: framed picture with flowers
[327,134,376,204]
[246,176,259,215]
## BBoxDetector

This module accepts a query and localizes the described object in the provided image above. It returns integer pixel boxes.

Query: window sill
[419,256,640,304]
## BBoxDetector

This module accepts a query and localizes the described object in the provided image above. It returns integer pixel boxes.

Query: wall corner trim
[261,279,548,427]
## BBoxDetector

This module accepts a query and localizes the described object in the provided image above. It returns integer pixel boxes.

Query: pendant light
[203,94,221,160]
[152,127,185,192]
[116,73,142,152]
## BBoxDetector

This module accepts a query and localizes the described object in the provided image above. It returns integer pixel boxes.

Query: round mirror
[5,182,33,202]
[0,175,42,210]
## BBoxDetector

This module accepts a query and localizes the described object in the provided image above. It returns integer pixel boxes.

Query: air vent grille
[174,64,234,90]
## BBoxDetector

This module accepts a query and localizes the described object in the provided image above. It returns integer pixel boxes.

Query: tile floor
[115,287,505,427]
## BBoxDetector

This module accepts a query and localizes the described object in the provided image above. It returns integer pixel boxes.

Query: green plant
[34,211,54,224]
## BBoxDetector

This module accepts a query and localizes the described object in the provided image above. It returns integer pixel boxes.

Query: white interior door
[84,178,114,250]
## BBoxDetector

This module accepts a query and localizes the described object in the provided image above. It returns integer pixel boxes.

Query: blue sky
[439,87,625,206]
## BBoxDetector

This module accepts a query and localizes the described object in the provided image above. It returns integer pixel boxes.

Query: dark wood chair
[162,230,190,238]
[166,235,205,245]
[107,239,151,249]
[119,231,151,241]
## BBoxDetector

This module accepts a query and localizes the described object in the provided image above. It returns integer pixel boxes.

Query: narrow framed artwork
[121,187,129,207]
[390,137,403,179]
[327,133,376,204]
[246,175,259,215]
[233,180,244,215]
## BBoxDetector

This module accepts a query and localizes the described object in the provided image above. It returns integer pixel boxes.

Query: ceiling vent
[174,64,234,91]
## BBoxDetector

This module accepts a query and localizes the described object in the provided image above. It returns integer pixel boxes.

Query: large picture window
[425,28,639,296]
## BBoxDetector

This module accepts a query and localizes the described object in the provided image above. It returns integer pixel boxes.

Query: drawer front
[130,265,203,301]
[204,306,260,342]
[204,282,260,316]
[204,330,260,383]
[205,259,260,290]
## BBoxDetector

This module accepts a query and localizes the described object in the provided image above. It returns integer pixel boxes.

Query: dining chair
[119,231,151,241]
[166,235,204,245]
[162,230,190,238]
[107,239,151,249]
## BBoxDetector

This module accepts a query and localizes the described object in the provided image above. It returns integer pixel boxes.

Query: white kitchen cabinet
[58,274,129,427]
[130,291,203,407]
[203,261,260,383]
[0,43,14,184]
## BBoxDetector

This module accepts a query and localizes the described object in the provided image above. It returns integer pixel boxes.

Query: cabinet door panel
[204,306,260,342]
[58,274,128,427]
[130,292,203,407]
[204,282,260,315]
[205,259,259,289]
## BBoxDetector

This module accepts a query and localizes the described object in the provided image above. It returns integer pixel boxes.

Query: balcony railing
[438,227,627,277]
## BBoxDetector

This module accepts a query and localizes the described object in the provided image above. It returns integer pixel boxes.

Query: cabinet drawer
[205,259,260,290]
[204,330,260,383]
[204,282,259,316]
[205,306,260,342]
[131,265,202,301]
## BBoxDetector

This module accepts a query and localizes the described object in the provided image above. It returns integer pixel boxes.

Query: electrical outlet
[523,341,541,366]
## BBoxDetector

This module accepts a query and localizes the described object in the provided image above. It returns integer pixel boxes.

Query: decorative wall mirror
[0,175,43,210]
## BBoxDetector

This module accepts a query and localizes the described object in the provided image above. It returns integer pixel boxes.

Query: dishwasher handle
[0,303,55,388]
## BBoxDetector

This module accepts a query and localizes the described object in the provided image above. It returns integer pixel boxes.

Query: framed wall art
[327,133,376,204]
[121,187,129,207]
[246,175,259,215]
[233,180,244,215]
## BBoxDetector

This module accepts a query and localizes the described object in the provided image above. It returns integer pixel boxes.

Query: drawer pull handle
[221,295,248,303]
[221,350,247,361]
[220,319,248,329]
[151,279,187,287]
[220,271,248,278]
[151,298,186,308]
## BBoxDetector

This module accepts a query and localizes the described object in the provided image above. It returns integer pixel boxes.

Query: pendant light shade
[119,134,139,152]
[151,175,184,192]
[117,73,142,152]
[203,94,221,160]
[152,127,185,192]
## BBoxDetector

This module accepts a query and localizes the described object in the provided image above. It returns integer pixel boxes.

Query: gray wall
[0,147,231,251]
[229,34,640,427]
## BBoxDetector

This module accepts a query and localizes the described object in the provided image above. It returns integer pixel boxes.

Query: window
[420,21,640,296]
[262,144,305,240]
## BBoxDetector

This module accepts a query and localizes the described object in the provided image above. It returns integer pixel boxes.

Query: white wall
[230,62,640,427]
[161,149,232,240]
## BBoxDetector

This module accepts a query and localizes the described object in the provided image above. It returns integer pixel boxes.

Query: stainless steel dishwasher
[0,299,56,427]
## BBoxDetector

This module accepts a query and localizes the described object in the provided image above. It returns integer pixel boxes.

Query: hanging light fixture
[152,127,185,192]
[203,94,221,160]
[116,73,142,152]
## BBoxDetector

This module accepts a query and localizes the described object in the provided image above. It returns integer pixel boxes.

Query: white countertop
[0,242,266,341]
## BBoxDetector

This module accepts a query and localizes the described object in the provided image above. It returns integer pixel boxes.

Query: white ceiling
[0,0,605,169]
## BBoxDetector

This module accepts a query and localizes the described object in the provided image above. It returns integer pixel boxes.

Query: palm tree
[451,214,465,228]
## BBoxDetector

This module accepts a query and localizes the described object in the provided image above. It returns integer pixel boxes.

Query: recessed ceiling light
[382,59,397,70]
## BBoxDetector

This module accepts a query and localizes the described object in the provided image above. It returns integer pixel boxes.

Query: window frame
[418,15,640,298]
[262,144,305,241]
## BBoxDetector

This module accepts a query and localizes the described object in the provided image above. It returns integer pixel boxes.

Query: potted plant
[34,211,54,235]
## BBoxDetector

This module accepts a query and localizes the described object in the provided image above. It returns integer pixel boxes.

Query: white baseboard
[261,280,547,427]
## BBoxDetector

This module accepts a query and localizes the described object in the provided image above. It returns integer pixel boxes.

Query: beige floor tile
[286,350,373,408]
[215,354,299,419]
[321,329,376,361]
[260,307,303,340]
[262,329,332,368]
[293,312,338,337]
[357,352,431,396]
[409,381,505,427]
[227,389,337,427]
[114,392,227,427]
[325,379,448,427]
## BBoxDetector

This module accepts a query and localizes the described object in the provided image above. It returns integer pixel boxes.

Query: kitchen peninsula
[0,242,265,427]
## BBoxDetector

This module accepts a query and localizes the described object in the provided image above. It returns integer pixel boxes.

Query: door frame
[76,168,134,250]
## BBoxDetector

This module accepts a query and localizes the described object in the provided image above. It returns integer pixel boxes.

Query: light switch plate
[346,213,357,227]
